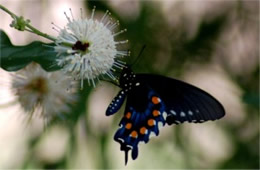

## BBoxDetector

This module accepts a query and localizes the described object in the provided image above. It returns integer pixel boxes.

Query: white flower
[10,63,78,120]
[54,7,129,87]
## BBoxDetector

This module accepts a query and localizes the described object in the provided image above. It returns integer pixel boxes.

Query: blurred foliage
[0,0,259,169]
[241,66,259,110]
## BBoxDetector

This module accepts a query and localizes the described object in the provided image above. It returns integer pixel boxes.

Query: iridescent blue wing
[113,85,168,164]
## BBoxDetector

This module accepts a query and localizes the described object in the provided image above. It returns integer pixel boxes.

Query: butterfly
[105,66,225,165]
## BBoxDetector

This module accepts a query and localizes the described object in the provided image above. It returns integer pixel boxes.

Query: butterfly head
[119,66,138,91]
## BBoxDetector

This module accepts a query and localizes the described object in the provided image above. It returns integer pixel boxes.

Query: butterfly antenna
[130,45,146,67]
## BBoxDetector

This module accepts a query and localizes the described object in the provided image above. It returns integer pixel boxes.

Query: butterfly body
[106,66,225,164]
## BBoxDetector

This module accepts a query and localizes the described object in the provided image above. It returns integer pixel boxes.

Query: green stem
[0,4,56,42]
[26,24,56,41]
[0,4,16,18]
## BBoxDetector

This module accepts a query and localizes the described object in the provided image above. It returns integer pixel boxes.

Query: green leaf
[0,30,61,71]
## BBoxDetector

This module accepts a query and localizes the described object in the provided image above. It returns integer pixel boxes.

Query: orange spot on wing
[152,96,160,104]
[153,110,160,117]
[140,127,147,135]
[125,123,132,129]
[130,131,138,138]
[125,112,131,119]
[148,119,155,126]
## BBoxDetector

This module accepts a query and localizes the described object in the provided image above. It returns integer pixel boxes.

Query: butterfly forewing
[136,74,225,125]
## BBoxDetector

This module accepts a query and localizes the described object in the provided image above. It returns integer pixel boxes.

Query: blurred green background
[0,0,259,169]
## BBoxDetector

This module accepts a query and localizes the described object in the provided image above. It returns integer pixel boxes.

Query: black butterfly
[106,66,225,164]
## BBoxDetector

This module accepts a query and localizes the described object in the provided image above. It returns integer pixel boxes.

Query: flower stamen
[115,40,129,45]
[69,8,75,21]
[108,20,120,30]
[80,8,84,19]
[101,10,110,23]
[91,6,96,19]
[113,29,127,37]
[64,11,72,23]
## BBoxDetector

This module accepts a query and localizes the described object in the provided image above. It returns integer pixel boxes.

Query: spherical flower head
[54,7,129,87]
[11,63,79,120]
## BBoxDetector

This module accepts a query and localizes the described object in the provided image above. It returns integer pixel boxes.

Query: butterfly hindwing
[114,86,167,164]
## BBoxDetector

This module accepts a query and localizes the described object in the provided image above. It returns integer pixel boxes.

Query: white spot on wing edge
[188,110,193,115]
[145,129,148,135]
[180,112,186,117]
[126,145,133,149]
[175,120,181,124]
[170,110,176,115]
[149,132,156,139]
[158,121,164,129]
[163,111,167,120]
[139,141,145,145]
[118,138,124,142]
